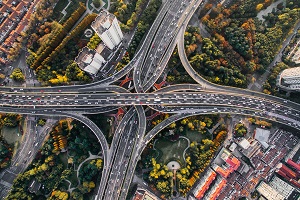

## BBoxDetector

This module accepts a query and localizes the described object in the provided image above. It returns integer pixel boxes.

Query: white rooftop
[281,67,300,78]
[255,128,270,143]
[229,143,237,152]
[238,138,250,149]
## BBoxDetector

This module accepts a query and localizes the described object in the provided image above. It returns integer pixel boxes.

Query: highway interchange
[1,0,300,199]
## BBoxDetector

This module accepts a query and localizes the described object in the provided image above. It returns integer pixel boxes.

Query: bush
[87,34,101,49]
[93,0,101,8]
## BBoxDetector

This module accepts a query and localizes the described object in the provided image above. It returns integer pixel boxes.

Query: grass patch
[87,1,94,11]
[68,170,78,187]
[58,152,68,168]
[154,138,188,165]
[1,126,22,144]
[184,129,209,143]
[63,0,86,22]
[102,0,108,9]
[53,0,69,21]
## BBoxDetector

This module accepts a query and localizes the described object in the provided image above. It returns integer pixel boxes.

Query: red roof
[215,166,231,178]
[15,1,26,12]
[290,179,300,189]
[287,159,300,171]
[8,11,19,21]
[209,179,227,200]
[196,171,217,199]
[278,163,297,179]
[15,23,25,35]
[0,4,9,13]
[226,157,240,170]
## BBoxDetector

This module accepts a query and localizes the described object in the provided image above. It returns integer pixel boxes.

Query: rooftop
[91,10,115,35]
[256,181,285,200]
[281,67,300,78]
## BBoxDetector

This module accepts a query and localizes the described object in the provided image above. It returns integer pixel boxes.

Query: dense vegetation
[25,3,92,85]
[7,0,59,61]
[0,135,12,169]
[110,0,149,32]
[6,120,103,200]
[181,0,300,88]
[87,34,101,50]
[0,113,22,128]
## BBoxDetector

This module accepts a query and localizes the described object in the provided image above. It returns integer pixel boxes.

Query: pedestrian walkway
[257,0,284,22]
[59,0,72,23]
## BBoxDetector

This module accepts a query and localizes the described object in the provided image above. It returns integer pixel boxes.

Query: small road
[0,117,58,199]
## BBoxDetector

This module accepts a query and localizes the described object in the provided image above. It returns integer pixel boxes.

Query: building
[277,67,300,92]
[287,159,300,172]
[212,149,240,178]
[256,181,285,200]
[203,177,227,200]
[75,47,106,75]
[238,138,261,158]
[276,163,297,179]
[269,175,299,199]
[254,128,270,149]
[192,168,217,199]
[0,0,37,65]
[228,142,237,152]
[132,187,160,200]
[91,10,123,50]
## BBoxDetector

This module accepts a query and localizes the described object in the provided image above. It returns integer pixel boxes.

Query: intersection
[1,0,299,199]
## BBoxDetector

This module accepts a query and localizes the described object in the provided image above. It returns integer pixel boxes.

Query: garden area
[6,119,104,200]
[53,0,86,23]
[142,114,228,198]
[154,138,189,165]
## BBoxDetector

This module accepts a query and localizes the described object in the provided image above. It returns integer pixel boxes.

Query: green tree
[10,68,25,82]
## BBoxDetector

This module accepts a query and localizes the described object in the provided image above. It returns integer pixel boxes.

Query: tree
[10,68,25,82]
[187,122,194,130]
[87,34,101,49]
[0,73,5,79]
[169,122,176,129]
[93,0,101,8]
[256,4,264,12]
[202,139,214,151]
[157,181,171,193]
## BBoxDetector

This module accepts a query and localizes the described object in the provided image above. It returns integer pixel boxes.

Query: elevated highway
[1,0,300,199]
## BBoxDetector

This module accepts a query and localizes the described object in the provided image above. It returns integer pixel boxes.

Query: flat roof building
[133,187,160,200]
[75,47,106,75]
[192,168,217,199]
[91,10,123,50]
[256,181,285,200]
[255,128,270,149]
[238,138,261,158]
[277,67,300,92]
[269,176,299,199]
